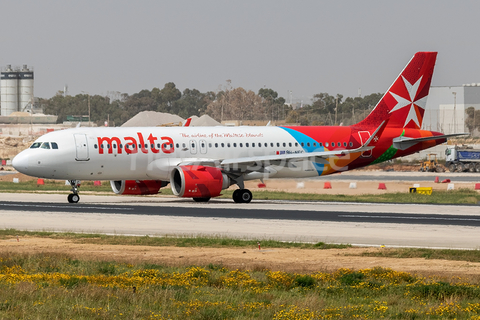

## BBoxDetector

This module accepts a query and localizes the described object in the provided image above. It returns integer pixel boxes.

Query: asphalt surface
[1,194,479,249]
[1,200,480,227]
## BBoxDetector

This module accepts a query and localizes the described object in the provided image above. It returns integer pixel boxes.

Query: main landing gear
[68,180,81,203]
[233,189,252,203]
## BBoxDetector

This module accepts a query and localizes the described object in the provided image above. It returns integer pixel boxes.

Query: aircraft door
[199,139,207,154]
[74,133,90,161]
[357,131,372,157]
[189,140,197,154]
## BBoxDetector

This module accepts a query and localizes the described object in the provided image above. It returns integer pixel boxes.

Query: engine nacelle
[110,180,167,195]
[170,165,230,198]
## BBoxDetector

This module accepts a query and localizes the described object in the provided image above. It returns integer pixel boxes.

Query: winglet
[363,119,389,147]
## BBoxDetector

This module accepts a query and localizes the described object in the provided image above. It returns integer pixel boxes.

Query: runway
[0,193,479,249]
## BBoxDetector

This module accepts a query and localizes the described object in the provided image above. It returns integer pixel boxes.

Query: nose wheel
[68,180,81,203]
[233,189,252,203]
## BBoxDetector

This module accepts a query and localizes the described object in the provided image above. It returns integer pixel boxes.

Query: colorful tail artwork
[354,51,437,130]
[282,52,451,175]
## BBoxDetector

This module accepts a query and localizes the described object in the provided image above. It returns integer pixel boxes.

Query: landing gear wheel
[233,189,252,203]
[68,180,81,203]
[193,197,210,202]
[67,194,80,203]
[233,189,242,203]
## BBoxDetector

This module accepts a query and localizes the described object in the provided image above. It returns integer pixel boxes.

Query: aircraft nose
[12,152,30,173]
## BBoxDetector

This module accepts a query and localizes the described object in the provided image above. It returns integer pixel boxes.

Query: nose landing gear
[68,180,81,203]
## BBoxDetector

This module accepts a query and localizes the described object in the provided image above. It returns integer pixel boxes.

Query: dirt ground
[1,237,480,279]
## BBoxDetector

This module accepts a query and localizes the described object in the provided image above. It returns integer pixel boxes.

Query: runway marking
[339,214,480,222]
[0,203,134,211]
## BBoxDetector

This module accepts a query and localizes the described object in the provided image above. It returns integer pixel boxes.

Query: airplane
[12,52,463,204]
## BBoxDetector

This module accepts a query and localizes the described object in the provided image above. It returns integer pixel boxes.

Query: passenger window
[270,143,274,147]
[313,143,317,147]
[331,142,334,147]
[209,143,212,148]
[94,144,98,149]
[41,142,50,149]
[227,143,231,148]
[264,143,267,147]
[221,143,225,147]
[30,142,42,149]
[277,143,280,147]
[338,142,341,147]
[252,143,255,147]
[233,143,237,147]
[119,144,123,149]
[295,142,298,147]
[301,142,304,147]
[343,142,347,147]
[349,142,353,147]
[182,143,186,148]
[201,143,205,148]
[289,142,292,147]
[145,144,148,149]
[307,143,310,147]
[325,143,329,147]
[191,143,195,148]
[239,143,243,147]
[176,143,179,148]
[107,144,111,149]
[215,143,218,148]
[319,143,323,147]
[113,144,117,149]
[246,143,249,147]
[51,142,59,149]
[283,143,286,147]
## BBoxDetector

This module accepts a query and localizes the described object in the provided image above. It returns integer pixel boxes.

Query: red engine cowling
[170,165,230,198]
[110,180,167,195]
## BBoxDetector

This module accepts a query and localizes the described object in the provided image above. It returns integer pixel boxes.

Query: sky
[2,0,480,104]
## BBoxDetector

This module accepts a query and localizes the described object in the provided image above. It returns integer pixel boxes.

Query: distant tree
[465,106,480,134]
[157,82,181,113]
[175,88,209,118]
[206,87,264,121]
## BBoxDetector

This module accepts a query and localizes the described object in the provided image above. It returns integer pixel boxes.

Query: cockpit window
[51,142,58,149]
[30,142,42,149]
[41,142,51,149]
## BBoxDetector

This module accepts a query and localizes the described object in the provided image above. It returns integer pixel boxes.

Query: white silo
[1,65,19,116]
[18,65,34,111]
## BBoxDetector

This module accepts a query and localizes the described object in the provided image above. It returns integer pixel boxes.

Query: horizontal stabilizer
[392,133,469,150]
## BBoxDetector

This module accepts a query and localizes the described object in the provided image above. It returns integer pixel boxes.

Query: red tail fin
[354,52,437,130]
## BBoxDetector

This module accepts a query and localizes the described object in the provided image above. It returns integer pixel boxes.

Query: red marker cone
[324,182,332,189]
[37,179,44,185]
[434,176,439,183]
[378,183,387,190]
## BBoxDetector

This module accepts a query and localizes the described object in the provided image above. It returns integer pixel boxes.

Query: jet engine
[170,165,230,199]
[110,180,167,195]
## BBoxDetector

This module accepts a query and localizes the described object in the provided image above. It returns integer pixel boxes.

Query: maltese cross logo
[388,75,427,128]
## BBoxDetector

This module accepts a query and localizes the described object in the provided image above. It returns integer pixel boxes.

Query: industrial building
[423,84,480,135]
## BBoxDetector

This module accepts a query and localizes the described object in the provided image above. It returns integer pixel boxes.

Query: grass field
[1,180,480,204]
[2,247,480,319]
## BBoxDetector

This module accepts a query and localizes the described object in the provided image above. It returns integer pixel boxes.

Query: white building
[423,84,480,135]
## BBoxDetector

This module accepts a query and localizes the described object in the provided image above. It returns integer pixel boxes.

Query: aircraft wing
[392,133,469,150]
[220,145,373,167]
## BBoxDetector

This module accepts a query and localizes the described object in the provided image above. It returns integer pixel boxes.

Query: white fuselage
[13,126,325,181]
